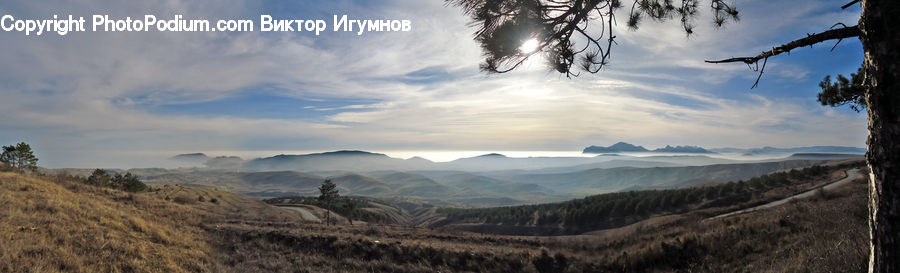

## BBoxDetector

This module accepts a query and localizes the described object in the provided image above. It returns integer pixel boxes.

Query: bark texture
[861,1,900,272]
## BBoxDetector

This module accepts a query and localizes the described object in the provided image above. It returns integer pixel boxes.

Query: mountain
[784,153,864,160]
[373,172,458,198]
[652,145,714,153]
[412,170,554,197]
[205,156,244,169]
[436,161,864,236]
[405,156,434,164]
[494,159,839,196]
[211,149,749,173]
[444,154,633,172]
[135,167,557,206]
[244,150,433,172]
[584,143,716,154]
[583,142,649,153]
[709,146,866,155]
[170,153,210,163]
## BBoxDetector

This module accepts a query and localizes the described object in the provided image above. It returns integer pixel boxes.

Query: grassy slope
[0,172,210,273]
[0,172,305,273]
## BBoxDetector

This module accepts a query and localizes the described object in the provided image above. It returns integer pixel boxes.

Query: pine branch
[705,25,861,65]
[841,0,860,9]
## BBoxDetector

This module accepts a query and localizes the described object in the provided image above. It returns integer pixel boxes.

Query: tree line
[439,162,863,233]
[85,168,148,193]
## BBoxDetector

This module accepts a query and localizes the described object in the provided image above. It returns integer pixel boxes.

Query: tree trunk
[861,1,900,272]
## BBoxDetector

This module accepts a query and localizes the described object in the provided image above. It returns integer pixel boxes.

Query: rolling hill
[493,159,842,195]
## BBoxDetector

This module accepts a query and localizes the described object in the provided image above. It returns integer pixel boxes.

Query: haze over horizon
[0,0,867,168]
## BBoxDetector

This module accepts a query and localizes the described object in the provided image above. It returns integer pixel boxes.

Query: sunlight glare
[518,38,539,54]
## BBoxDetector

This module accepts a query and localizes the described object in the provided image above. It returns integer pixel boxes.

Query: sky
[0,0,867,168]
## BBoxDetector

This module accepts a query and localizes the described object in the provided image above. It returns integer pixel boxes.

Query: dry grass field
[0,168,868,272]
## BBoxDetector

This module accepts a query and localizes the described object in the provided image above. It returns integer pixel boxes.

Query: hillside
[0,171,310,272]
[499,159,839,195]
[243,150,433,172]
[437,161,863,235]
[136,169,562,206]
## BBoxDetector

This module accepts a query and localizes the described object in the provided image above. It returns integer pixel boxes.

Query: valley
[97,149,863,208]
[0,154,868,272]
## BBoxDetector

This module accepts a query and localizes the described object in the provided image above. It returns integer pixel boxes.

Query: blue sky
[0,0,867,167]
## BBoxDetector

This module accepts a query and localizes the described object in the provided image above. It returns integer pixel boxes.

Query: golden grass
[0,172,212,273]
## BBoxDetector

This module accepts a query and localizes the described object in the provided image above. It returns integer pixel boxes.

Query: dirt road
[711,167,863,219]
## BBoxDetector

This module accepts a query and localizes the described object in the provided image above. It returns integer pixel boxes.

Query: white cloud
[0,0,868,167]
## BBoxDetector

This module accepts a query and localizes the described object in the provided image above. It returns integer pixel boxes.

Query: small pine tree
[343,200,358,226]
[318,179,339,225]
[119,173,147,192]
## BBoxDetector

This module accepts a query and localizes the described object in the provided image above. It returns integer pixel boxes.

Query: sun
[518,38,540,54]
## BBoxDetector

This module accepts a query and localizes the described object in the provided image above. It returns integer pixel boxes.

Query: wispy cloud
[0,0,867,167]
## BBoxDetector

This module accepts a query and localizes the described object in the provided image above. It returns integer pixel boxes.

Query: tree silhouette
[447,0,738,77]
[818,65,866,112]
[448,1,899,271]
[86,169,112,187]
[318,179,340,226]
[343,200,358,226]
[86,169,147,192]
[0,142,39,173]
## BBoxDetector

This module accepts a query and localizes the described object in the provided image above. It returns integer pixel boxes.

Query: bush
[85,169,147,192]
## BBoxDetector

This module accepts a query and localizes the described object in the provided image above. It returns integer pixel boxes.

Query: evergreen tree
[318,179,340,225]
[86,170,146,192]
[0,142,38,173]
[86,169,111,187]
[343,200,358,226]
[119,173,148,192]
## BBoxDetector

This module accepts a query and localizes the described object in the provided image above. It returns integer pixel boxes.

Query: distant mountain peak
[172,152,207,157]
[406,156,433,162]
[171,153,209,161]
[584,142,716,154]
[583,142,648,153]
[477,153,507,158]
[270,150,387,158]
[652,145,714,154]
[318,150,386,156]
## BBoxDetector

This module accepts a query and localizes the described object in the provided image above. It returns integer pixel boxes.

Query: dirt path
[711,167,863,219]
[280,206,322,222]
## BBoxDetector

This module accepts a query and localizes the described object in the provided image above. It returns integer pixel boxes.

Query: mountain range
[583,142,865,155]
[583,142,715,154]
[136,148,867,207]
[709,146,867,155]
